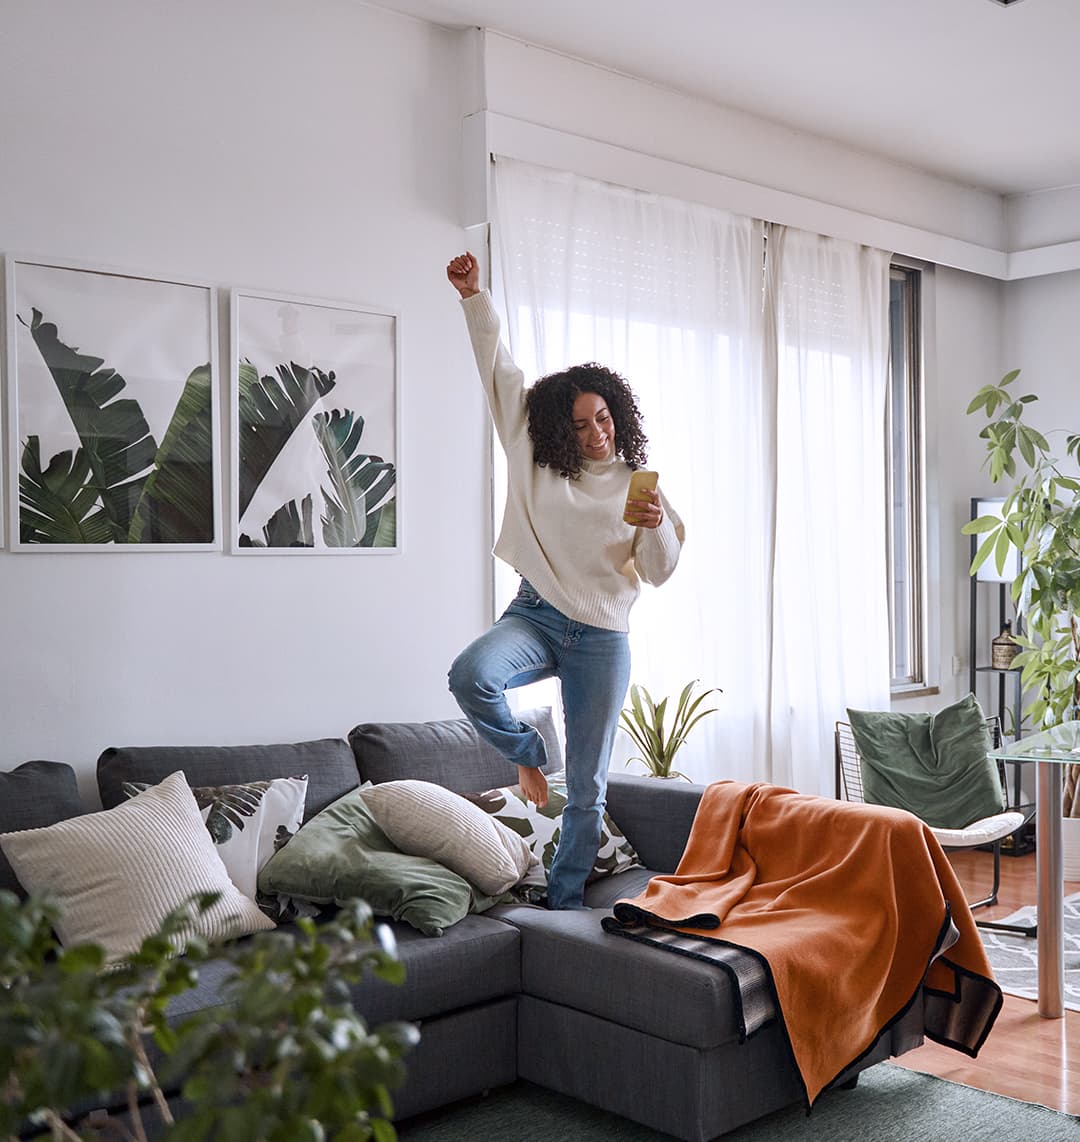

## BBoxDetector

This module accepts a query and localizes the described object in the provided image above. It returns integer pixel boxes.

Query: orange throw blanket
[606,781,1002,1105]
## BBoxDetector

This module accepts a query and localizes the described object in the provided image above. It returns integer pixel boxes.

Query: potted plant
[619,680,721,781]
[0,892,415,1141]
[962,370,1080,869]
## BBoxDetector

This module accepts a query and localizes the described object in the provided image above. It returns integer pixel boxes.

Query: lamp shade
[973,497,1020,582]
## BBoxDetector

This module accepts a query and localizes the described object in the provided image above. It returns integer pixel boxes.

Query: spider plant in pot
[619,680,721,781]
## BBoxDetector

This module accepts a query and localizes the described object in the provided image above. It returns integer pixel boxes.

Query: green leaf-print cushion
[122,775,308,916]
[461,773,642,897]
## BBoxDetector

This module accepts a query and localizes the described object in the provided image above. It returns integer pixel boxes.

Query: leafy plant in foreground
[0,892,414,1141]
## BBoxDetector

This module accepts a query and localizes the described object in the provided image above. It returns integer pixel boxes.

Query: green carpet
[396,1063,1077,1141]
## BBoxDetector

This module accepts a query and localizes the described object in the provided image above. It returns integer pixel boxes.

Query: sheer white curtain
[766,225,892,795]
[492,157,768,786]
[490,158,891,793]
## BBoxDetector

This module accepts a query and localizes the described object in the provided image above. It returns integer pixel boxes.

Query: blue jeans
[448,579,632,909]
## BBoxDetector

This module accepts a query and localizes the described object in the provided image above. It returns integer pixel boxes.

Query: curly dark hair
[524,363,649,479]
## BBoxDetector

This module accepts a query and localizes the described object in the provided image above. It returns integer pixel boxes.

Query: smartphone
[623,470,659,522]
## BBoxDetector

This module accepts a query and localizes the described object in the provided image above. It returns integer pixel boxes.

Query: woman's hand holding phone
[623,470,663,529]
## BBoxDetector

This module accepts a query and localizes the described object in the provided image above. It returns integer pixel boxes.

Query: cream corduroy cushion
[361,779,536,895]
[0,770,274,961]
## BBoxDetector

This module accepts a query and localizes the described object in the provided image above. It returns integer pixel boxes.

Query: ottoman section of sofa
[491,905,745,1052]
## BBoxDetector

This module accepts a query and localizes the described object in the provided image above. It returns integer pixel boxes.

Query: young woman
[445,251,684,910]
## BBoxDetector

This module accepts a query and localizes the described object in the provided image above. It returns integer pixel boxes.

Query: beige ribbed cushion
[0,770,273,962]
[361,779,536,895]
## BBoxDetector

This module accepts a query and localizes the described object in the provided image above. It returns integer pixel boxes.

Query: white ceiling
[365,0,1080,197]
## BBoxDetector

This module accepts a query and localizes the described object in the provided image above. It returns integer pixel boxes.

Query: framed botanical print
[230,289,399,553]
[4,255,220,551]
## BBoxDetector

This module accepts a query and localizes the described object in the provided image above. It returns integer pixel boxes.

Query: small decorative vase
[991,621,1020,670]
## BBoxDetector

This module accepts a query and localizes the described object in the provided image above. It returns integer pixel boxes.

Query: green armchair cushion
[847,693,1004,829]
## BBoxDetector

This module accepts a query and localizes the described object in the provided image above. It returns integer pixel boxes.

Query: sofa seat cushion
[489,902,744,1052]
[97,739,359,823]
[350,913,522,1025]
[582,865,655,910]
[159,912,521,1030]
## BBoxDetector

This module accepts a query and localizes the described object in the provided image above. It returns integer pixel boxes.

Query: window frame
[886,262,930,694]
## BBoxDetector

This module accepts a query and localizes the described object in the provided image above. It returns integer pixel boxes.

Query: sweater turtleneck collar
[580,450,621,476]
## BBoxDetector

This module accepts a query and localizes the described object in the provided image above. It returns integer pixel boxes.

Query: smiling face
[571,390,615,461]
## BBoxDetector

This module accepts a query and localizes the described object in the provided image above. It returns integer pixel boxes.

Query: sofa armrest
[605,773,704,875]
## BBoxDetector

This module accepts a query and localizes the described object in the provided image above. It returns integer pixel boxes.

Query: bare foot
[517,764,549,809]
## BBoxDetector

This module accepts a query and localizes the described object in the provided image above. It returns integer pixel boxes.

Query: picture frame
[3,255,221,551]
[230,288,399,554]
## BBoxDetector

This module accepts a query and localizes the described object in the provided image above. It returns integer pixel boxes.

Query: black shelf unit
[968,498,1034,854]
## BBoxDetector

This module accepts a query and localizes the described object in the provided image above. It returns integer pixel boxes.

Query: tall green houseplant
[963,370,1080,816]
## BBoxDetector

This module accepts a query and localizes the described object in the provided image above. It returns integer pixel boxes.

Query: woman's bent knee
[448,650,494,701]
[447,654,471,699]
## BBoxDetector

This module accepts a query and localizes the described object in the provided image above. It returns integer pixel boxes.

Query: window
[887,265,925,690]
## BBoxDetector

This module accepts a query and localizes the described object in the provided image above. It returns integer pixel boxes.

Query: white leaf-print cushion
[461,772,642,897]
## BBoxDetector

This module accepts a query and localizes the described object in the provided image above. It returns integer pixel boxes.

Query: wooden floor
[892,846,1080,1115]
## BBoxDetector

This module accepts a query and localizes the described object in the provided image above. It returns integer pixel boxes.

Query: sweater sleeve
[460,290,528,449]
[632,489,685,587]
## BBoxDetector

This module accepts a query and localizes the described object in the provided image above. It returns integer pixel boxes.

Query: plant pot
[1062,815,1080,882]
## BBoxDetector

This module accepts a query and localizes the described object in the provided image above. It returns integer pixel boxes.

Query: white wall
[1003,271,1080,405]
[0,0,491,792]
[909,267,1079,726]
[924,268,1007,712]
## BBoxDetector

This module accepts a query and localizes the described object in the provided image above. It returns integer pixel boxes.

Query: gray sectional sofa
[0,709,925,1141]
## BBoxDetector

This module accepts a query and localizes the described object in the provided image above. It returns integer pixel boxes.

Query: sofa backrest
[348,707,563,793]
[96,740,358,823]
[0,760,85,896]
[605,773,704,874]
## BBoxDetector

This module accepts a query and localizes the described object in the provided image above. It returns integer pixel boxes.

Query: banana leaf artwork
[5,258,220,550]
[231,290,398,553]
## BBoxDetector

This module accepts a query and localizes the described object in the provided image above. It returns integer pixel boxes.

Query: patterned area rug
[979,891,1080,1012]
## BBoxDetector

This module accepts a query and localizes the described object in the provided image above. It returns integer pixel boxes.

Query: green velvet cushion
[847,693,1004,829]
[255,789,494,936]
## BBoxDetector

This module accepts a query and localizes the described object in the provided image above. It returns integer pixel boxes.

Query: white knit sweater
[461,290,684,633]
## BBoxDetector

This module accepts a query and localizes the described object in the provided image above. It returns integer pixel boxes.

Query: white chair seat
[929,810,1026,849]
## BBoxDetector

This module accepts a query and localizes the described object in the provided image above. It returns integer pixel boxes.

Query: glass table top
[989,721,1080,763]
